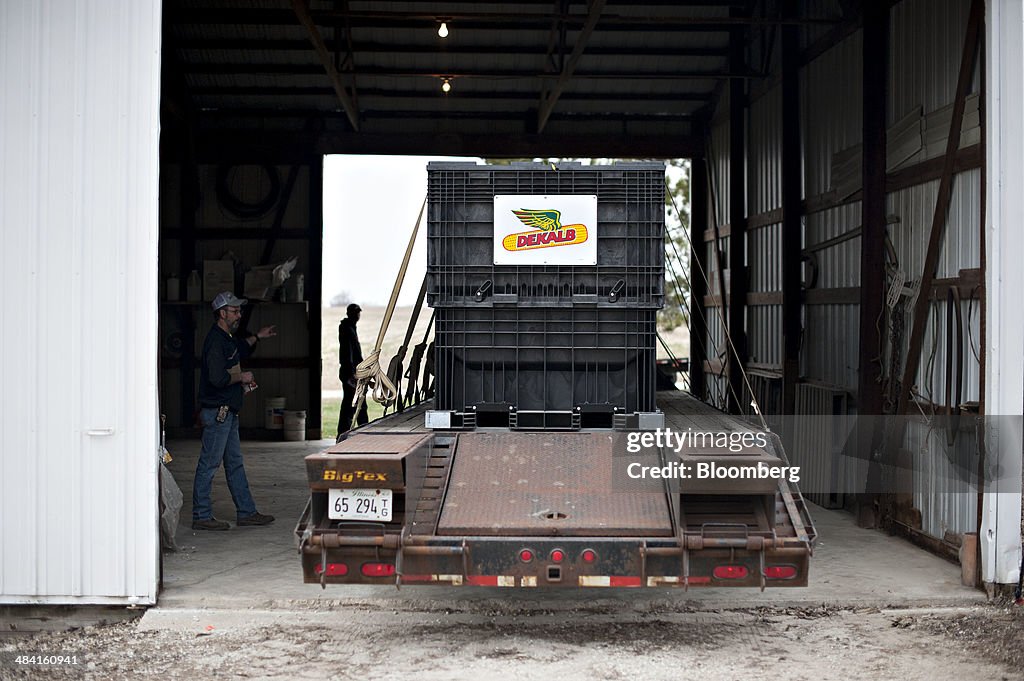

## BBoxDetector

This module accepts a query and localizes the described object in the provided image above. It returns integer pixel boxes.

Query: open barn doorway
[318,155,694,440]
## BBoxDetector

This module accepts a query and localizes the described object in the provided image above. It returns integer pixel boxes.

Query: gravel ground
[2,602,1021,680]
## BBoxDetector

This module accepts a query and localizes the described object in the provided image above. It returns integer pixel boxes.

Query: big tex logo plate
[493,195,597,265]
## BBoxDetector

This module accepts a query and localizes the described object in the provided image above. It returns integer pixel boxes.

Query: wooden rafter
[536,0,606,133]
[893,0,983,420]
[291,0,360,131]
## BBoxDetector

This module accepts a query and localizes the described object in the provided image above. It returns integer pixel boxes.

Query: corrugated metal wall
[886,0,981,539]
[748,84,783,372]
[801,29,862,392]
[0,0,161,604]
[702,115,732,410]
[697,0,983,543]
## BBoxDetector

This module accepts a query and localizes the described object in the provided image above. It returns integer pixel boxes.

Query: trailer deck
[297,390,816,589]
[437,432,673,537]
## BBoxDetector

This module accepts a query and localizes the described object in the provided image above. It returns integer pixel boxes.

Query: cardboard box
[244,266,276,301]
[203,260,235,300]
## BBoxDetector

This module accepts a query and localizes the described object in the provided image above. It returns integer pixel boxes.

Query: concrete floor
[160,436,986,610]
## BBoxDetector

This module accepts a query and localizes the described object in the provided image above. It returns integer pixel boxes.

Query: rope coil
[354,350,398,407]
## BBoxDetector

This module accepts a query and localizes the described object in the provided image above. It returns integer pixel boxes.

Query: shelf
[160,301,309,306]
[161,357,313,370]
[162,228,314,240]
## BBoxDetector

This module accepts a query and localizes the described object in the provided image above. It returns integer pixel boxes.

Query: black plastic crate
[433,306,657,414]
[427,162,665,308]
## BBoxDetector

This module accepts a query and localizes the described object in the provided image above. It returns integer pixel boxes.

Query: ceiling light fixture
[438,21,449,38]
[441,78,452,93]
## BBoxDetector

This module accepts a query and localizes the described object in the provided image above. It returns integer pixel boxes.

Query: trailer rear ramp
[438,432,673,537]
[297,391,816,589]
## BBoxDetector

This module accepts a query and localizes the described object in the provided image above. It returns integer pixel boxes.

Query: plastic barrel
[283,410,306,441]
[264,397,286,430]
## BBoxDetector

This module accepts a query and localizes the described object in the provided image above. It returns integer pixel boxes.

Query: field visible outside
[321,304,432,437]
[320,304,690,436]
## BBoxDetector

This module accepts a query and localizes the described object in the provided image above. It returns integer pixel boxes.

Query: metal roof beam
[173,38,731,58]
[290,0,360,131]
[537,0,606,133]
[182,63,760,79]
[197,108,696,122]
[178,130,706,163]
[168,9,834,30]
[542,0,569,75]
[332,0,357,72]
[189,85,714,102]
[360,0,745,5]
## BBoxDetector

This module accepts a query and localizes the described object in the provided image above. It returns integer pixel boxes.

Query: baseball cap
[212,291,248,310]
[347,303,362,314]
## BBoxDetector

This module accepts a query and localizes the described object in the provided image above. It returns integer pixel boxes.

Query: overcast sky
[322,154,477,307]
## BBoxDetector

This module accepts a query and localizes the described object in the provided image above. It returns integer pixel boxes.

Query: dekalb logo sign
[493,195,597,265]
[502,209,589,252]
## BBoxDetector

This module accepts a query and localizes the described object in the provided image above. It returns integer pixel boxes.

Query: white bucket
[283,410,306,441]
[264,397,286,430]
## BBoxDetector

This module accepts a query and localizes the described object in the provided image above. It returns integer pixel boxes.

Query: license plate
[328,488,393,522]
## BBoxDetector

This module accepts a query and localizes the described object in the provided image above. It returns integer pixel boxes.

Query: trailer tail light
[713,565,748,579]
[361,562,396,577]
[764,565,798,579]
[313,563,348,576]
[581,549,597,563]
[550,549,565,563]
[519,549,534,563]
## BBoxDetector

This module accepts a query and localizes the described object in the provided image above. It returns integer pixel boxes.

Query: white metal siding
[982,0,1024,585]
[0,0,162,604]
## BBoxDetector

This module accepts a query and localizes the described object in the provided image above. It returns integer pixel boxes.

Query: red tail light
[519,549,534,563]
[713,565,748,579]
[313,563,348,576]
[764,565,797,579]
[550,549,565,563]
[581,549,597,563]
[361,562,396,577]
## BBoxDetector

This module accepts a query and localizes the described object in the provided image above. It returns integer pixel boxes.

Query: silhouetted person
[338,303,368,438]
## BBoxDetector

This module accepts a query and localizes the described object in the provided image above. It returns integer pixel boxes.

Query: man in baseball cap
[192,291,277,530]
[212,291,248,311]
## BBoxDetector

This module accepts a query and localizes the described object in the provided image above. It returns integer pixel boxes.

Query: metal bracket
[639,540,648,588]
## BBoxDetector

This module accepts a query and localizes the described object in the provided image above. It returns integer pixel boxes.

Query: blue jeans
[192,408,257,521]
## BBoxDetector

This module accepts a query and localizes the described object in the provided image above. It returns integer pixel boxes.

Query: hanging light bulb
[441,78,451,93]
[438,21,449,38]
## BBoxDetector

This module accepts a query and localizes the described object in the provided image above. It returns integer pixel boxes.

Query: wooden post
[858,0,890,525]
[781,0,801,417]
[690,155,709,400]
[727,11,748,415]
[307,157,324,438]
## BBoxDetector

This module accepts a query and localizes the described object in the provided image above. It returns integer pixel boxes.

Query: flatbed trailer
[296,390,816,589]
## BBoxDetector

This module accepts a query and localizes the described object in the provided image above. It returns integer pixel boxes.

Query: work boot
[237,512,275,526]
[192,517,230,531]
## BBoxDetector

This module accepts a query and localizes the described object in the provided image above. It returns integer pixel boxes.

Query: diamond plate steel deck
[437,432,673,537]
